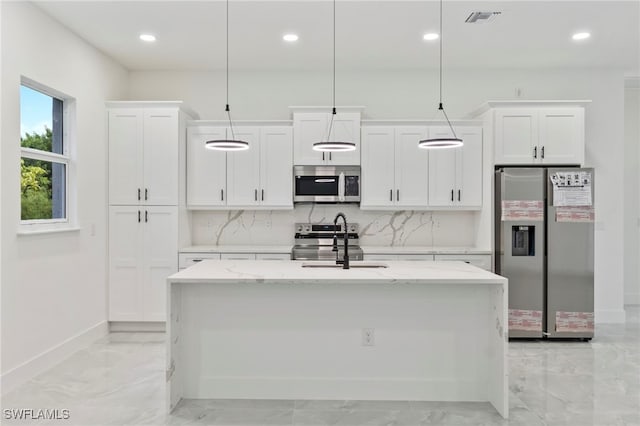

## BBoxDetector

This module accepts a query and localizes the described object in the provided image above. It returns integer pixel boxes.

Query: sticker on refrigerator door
[555,206,595,223]
[550,171,592,207]
[508,309,543,332]
[555,311,594,333]
[501,200,544,221]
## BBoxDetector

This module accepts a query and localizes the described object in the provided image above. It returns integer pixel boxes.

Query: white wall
[624,81,640,305]
[0,2,128,391]
[130,68,627,323]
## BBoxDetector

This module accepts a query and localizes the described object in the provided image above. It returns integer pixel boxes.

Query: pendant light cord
[225,0,236,141]
[437,0,458,140]
[326,0,337,142]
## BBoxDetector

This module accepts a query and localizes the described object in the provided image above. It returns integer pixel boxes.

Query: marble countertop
[180,245,293,254]
[168,260,506,285]
[361,246,492,255]
[180,245,492,255]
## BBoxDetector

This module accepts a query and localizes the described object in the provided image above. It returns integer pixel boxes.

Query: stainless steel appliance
[293,166,360,203]
[292,222,364,261]
[495,167,594,339]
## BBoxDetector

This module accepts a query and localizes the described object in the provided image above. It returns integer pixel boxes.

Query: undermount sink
[301,262,388,269]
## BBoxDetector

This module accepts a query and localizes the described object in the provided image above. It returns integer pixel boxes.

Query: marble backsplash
[190,205,479,247]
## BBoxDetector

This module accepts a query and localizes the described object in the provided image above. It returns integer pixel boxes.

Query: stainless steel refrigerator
[495,167,594,340]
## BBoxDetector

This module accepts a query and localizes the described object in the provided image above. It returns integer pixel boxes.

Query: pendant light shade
[419,0,463,150]
[312,0,356,153]
[205,0,248,151]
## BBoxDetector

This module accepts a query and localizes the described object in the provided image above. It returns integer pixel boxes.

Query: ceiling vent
[465,11,501,24]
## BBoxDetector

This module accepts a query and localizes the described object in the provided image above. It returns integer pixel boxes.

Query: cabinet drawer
[220,253,257,260]
[255,253,291,261]
[397,254,434,261]
[434,254,492,271]
[178,253,221,269]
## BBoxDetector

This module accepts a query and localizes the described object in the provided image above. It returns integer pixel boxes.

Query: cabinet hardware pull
[221,189,224,201]
[138,210,141,223]
[145,188,148,201]
[533,146,537,159]
[322,152,325,161]
[397,189,400,202]
[261,189,264,201]
[145,210,148,223]
[255,189,258,201]
[458,190,461,202]
[329,152,332,161]
[138,188,141,201]
[390,189,393,201]
[541,146,545,159]
[451,189,454,202]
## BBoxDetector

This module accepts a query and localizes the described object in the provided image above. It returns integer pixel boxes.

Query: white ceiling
[34,1,640,73]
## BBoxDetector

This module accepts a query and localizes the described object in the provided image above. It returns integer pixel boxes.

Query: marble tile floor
[2,307,639,426]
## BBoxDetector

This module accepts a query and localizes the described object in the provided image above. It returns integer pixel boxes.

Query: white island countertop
[168,259,505,285]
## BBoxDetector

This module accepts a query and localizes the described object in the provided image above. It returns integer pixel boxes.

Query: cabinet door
[226,127,261,207]
[142,206,178,321]
[293,113,326,165]
[456,127,483,208]
[143,109,179,205]
[260,127,293,208]
[255,253,291,260]
[109,206,143,321]
[427,126,458,207]
[494,109,539,165]
[327,112,361,165]
[220,253,256,260]
[395,127,429,207]
[186,126,227,207]
[360,127,396,207]
[108,109,143,205]
[539,108,584,165]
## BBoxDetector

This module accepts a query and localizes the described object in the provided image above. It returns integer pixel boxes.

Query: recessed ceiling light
[283,34,299,42]
[572,32,591,41]
[423,33,439,41]
[139,34,156,42]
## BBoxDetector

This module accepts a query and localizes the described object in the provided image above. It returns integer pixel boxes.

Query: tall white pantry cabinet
[107,102,196,322]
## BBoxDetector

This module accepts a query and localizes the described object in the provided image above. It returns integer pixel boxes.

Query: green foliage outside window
[21,128,53,220]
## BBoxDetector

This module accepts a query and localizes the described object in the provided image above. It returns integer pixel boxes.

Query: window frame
[19,77,77,234]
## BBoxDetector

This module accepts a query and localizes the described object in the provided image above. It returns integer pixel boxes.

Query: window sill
[17,227,81,236]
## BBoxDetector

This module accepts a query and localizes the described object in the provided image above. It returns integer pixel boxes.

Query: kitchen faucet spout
[333,212,349,269]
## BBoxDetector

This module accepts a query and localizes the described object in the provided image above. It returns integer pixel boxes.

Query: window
[20,79,75,232]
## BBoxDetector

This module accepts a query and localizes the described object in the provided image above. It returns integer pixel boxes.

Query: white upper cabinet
[293,111,361,165]
[492,103,585,165]
[361,126,429,209]
[186,126,227,208]
[108,106,180,205]
[428,126,482,209]
[187,124,293,209]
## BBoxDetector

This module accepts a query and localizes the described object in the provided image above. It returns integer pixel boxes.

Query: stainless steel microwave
[293,165,360,203]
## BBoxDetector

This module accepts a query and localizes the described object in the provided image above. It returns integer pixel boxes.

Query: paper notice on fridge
[556,206,595,223]
[550,171,592,206]
[501,200,544,221]
[509,309,543,332]
[555,311,594,333]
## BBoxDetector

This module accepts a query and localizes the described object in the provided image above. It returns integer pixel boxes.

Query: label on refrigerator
[555,206,595,223]
[501,200,544,221]
[555,311,594,333]
[509,309,543,332]
[550,171,592,206]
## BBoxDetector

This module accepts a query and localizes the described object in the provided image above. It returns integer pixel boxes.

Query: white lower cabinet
[364,253,434,261]
[178,253,221,270]
[179,251,292,268]
[109,206,177,322]
[434,254,492,271]
[255,253,291,260]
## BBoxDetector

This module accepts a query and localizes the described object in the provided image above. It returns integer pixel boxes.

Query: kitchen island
[166,260,508,418]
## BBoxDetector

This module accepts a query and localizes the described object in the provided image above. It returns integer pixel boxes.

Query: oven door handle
[338,172,346,201]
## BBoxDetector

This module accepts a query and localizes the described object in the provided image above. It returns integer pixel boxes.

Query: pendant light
[312,0,356,153]
[205,0,248,151]
[418,0,463,149]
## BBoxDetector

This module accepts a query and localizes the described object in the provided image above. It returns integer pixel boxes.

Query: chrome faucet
[333,212,350,269]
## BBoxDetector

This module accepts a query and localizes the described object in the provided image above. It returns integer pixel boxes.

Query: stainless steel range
[292,222,364,261]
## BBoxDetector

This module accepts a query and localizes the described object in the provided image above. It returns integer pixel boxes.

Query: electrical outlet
[362,328,375,346]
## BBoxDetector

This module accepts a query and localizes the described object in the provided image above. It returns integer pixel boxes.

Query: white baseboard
[0,321,108,396]
[595,309,627,324]
[624,292,640,305]
[109,321,165,332]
